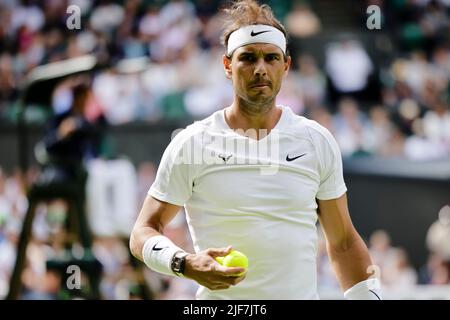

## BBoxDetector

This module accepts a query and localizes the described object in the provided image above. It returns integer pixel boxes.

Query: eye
[266,55,280,62]
[240,55,256,62]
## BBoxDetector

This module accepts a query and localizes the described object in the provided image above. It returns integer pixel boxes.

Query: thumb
[207,245,233,258]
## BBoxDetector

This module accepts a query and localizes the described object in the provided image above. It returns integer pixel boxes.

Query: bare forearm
[129,225,162,262]
[129,196,181,262]
[326,233,373,291]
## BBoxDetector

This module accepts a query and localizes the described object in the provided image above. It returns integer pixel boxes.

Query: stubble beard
[238,91,277,117]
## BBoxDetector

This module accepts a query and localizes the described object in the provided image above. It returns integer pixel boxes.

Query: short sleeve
[148,129,196,206]
[308,124,347,200]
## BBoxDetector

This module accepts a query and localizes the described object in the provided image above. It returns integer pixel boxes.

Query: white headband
[227,24,286,56]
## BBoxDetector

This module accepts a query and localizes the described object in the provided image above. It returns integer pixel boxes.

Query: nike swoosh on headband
[227,24,287,56]
[250,30,271,37]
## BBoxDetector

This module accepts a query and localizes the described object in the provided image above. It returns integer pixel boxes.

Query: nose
[254,57,267,77]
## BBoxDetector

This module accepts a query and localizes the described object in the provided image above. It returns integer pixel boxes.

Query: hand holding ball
[215,250,248,276]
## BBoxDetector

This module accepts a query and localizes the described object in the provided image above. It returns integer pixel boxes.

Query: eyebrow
[238,51,282,57]
[265,53,282,57]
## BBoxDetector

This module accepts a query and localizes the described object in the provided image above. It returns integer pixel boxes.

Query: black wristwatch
[171,251,189,276]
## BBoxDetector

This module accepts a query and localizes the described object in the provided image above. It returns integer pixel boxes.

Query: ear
[284,55,291,76]
[223,54,232,79]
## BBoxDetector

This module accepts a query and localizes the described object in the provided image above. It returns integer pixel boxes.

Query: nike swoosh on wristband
[250,30,271,37]
[152,243,168,251]
[369,289,381,300]
[286,153,306,162]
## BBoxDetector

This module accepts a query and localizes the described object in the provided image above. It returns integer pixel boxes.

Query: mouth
[250,83,271,89]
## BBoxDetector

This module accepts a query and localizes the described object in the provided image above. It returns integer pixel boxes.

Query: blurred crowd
[1,162,449,299]
[0,161,161,299]
[317,227,450,297]
[0,0,450,300]
[0,0,449,160]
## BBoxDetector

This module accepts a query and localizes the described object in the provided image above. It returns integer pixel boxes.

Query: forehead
[234,43,283,56]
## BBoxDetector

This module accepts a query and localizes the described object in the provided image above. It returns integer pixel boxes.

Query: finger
[229,274,246,285]
[212,284,231,291]
[214,274,245,286]
[205,281,230,291]
[236,274,246,284]
[213,264,246,277]
[206,245,233,258]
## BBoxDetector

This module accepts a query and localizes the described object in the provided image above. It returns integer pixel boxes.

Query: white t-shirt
[149,105,347,299]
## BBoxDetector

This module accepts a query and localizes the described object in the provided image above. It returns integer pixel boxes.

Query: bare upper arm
[134,195,182,233]
[317,193,358,250]
[130,195,182,260]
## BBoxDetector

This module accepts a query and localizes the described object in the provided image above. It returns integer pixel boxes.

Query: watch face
[172,258,182,271]
[171,253,186,274]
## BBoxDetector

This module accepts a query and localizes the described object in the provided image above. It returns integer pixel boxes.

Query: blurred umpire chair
[7,55,104,299]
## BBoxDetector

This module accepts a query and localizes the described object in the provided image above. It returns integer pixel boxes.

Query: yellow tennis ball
[215,250,248,276]
[215,256,224,264]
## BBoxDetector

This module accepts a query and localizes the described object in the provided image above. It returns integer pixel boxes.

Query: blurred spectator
[426,205,450,263]
[0,53,17,118]
[292,54,326,109]
[325,38,374,103]
[137,162,157,205]
[0,218,19,299]
[0,165,29,298]
[93,70,142,124]
[20,239,62,300]
[139,4,162,42]
[10,1,44,35]
[0,167,28,222]
[183,44,233,119]
[368,230,398,276]
[378,123,407,158]
[419,253,450,285]
[86,158,138,238]
[89,1,125,34]
[362,105,393,155]
[92,237,131,299]
[368,230,418,289]
[285,1,321,38]
[332,97,369,157]
[41,81,105,185]
[400,51,433,98]
[276,74,304,115]
[150,0,201,63]
[431,46,450,77]
[308,106,334,133]
[420,1,449,41]
[422,95,450,151]
[383,248,418,289]
[404,116,448,160]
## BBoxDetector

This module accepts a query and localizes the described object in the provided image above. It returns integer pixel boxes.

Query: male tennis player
[130,0,382,300]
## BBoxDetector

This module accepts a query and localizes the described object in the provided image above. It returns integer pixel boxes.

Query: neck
[225,97,281,140]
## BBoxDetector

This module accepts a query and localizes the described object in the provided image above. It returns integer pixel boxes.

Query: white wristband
[142,235,185,277]
[344,278,382,300]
